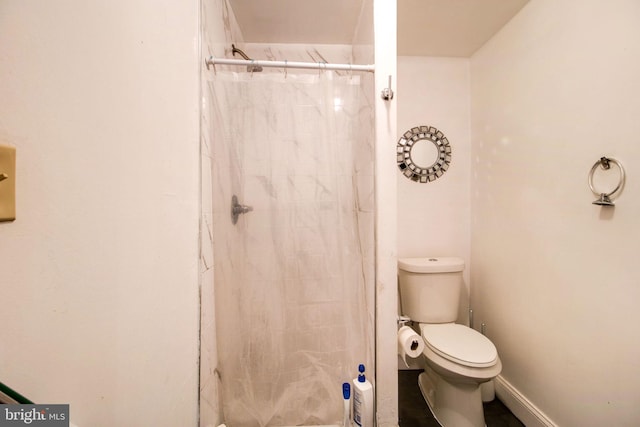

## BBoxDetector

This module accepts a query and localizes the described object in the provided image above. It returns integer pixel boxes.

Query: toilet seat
[420,323,498,368]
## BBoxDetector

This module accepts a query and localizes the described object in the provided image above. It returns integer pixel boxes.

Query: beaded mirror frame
[397,126,452,183]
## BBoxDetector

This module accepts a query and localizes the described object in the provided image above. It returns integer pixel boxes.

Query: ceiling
[229,0,529,57]
[398,0,529,56]
[228,0,365,45]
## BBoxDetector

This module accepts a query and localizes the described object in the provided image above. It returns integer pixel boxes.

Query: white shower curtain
[210,70,374,427]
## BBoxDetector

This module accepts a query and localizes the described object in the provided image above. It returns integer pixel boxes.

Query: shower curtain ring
[284,60,288,79]
[317,61,327,76]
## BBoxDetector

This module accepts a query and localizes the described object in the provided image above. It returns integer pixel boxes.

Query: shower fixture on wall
[231,44,263,72]
[231,195,253,224]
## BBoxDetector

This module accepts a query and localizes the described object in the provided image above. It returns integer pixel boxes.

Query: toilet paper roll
[397,325,424,365]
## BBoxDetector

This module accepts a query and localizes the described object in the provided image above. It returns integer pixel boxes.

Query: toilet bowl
[418,323,501,427]
[398,257,502,427]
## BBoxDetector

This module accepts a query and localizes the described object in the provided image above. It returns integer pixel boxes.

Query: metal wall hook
[0,173,7,182]
[588,156,625,206]
[381,75,394,100]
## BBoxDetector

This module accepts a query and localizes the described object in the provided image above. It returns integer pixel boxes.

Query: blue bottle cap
[343,382,351,399]
[358,364,366,382]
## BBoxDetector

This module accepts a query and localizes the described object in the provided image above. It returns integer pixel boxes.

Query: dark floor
[399,370,525,427]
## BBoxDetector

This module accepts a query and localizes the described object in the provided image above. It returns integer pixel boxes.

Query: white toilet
[398,257,502,427]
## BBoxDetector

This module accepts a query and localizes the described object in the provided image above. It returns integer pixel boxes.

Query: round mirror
[410,139,439,169]
[397,126,452,183]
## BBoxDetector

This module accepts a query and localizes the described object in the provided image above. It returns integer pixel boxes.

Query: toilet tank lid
[398,257,464,273]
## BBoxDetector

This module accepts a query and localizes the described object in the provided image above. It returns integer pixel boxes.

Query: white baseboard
[494,375,557,427]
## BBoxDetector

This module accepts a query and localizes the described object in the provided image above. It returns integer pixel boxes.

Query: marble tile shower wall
[215,70,374,291]
[209,71,374,425]
[200,0,241,425]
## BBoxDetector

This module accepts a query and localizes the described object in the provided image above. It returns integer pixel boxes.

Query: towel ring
[588,157,625,206]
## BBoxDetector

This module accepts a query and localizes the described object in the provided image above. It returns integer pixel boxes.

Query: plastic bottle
[352,364,373,427]
[342,382,351,427]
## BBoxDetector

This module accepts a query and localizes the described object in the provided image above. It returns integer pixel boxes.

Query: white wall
[374,1,399,426]
[0,2,201,426]
[470,1,640,425]
[397,56,471,323]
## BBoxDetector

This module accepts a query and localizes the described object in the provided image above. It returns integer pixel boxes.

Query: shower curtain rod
[205,56,375,73]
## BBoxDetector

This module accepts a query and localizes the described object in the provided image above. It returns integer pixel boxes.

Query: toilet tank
[398,257,464,323]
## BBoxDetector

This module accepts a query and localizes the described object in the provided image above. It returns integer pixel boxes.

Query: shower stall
[210,65,374,426]
[200,1,397,426]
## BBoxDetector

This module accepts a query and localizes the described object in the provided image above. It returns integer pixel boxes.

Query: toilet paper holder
[397,315,411,327]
